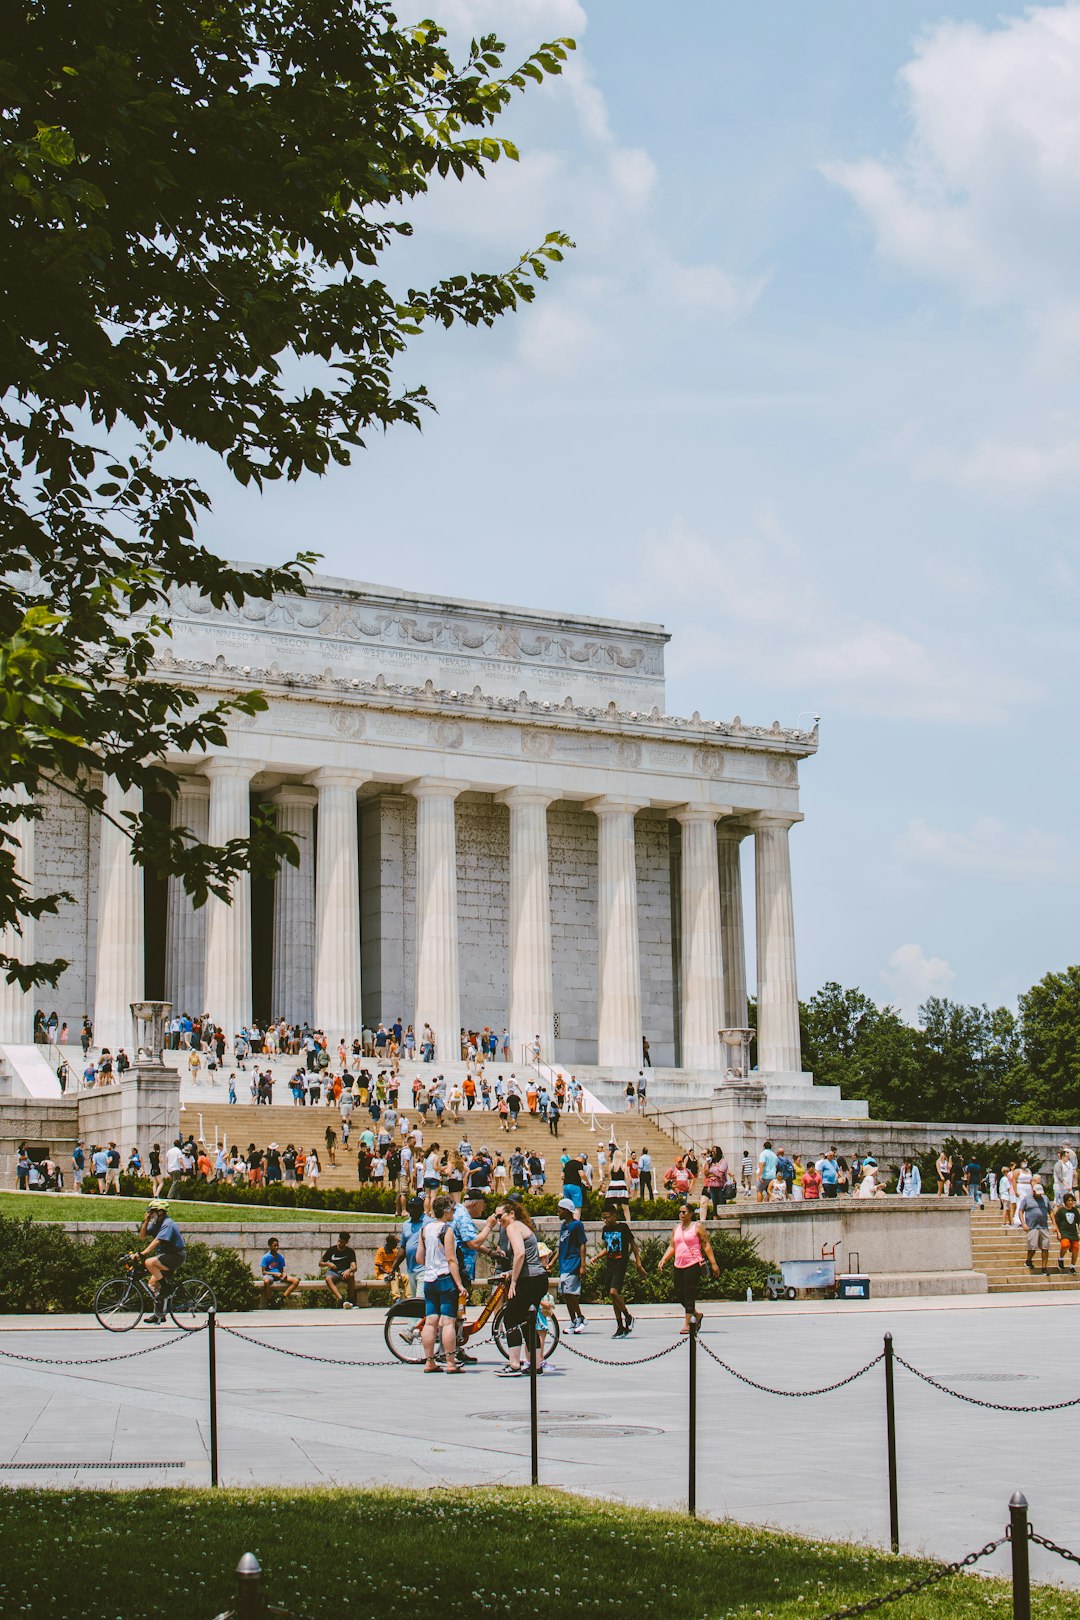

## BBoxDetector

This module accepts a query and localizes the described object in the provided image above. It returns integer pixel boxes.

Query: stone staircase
[180,1099,683,1192]
[970,1205,1080,1293]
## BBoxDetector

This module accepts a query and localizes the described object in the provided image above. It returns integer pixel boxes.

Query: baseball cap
[557,1197,577,1214]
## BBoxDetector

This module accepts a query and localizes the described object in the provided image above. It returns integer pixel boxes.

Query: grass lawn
[0,1191,381,1225]
[0,1487,1069,1620]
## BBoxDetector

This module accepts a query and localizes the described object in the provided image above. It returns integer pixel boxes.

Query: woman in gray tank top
[496,1205,550,1377]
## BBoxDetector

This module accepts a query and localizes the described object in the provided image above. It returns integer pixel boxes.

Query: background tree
[0,0,574,987]
[1014,966,1080,1123]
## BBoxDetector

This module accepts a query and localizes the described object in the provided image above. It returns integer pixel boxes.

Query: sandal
[443,1365,465,1374]
[422,1365,443,1373]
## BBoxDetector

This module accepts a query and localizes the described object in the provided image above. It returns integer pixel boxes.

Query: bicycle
[383,1270,561,1365]
[93,1253,217,1333]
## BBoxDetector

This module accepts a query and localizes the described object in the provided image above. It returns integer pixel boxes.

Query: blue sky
[200,0,1080,1019]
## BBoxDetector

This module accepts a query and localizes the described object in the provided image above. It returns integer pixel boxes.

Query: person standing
[72,1140,85,1192]
[1053,1192,1080,1273]
[599,1206,646,1338]
[556,1198,588,1333]
[897,1160,921,1196]
[817,1150,839,1201]
[494,1202,550,1377]
[659,1205,720,1335]
[641,1035,651,1068]
[1018,1176,1052,1275]
[756,1140,778,1204]
[417,1196,465,1374]
[638,1149,654,1202]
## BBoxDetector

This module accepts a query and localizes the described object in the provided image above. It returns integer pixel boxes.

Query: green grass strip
[0,1487,1068,1619]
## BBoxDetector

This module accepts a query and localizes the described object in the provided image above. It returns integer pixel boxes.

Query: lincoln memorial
[0,574,824,1102]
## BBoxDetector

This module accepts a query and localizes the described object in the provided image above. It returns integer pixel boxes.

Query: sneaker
[613,1326,627,1338]
[1025,1259,1034,1271]
[623,1314,634,1335]
[496,1365,524,1377]
[571,1320,585,1334]
[1059,1260,1065,1272]
[456,1351,479,1365]
[342,1300,354,1309]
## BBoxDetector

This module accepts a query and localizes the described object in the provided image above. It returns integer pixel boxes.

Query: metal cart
[765,1243,839,1300]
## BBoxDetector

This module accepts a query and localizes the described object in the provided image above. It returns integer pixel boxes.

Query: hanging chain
[558,1335,687,1368]
[219,1323,401,1367]
[815,1538,1006,1618]
[1030,1529,1080,1567]
[894,1352,1080,1413]
[0,1334,189,1366]
[697,1338,884,1396]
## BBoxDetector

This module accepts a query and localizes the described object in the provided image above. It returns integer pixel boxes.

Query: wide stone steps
[970,1209,1080,1292]
[179,1101,682,1190]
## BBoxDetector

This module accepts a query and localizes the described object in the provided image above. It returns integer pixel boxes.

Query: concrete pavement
[0,1295,1078,1589]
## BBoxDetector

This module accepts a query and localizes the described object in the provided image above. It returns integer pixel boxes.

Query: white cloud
[897,816,1080,883]
[917,424,1080,491]
[881,943,957,1019]
[608,516,1042,724]
[516,299,601,377]
[824,4,1080,316]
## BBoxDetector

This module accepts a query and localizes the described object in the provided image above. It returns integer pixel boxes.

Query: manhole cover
[508,1424,663,1440]
[470,1410,606,1423]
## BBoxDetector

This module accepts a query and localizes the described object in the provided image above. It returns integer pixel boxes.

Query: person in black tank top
[495,1205,549,1376]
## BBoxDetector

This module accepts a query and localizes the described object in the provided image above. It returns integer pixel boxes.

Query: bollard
[688,1316,698,1518]
[883,1333,898,1553]
[235,1553,263,1620]
[528,1304,539,1486]
[1009,1492,1031,1620]
[208,1306,219,1488]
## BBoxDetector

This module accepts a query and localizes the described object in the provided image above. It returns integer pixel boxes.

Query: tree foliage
[801,973,1078,1126]
[0,0,574,986]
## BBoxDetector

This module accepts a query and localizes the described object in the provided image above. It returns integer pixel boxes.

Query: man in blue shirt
[259,1237,300,1306]
[756,1140,779,1203]
[137,1199,187,1323]
[91,1144,109,1193]
[557,1197,588,1333]
[449,1194,498,1365]
[394,1197,430,1297]
[817,1150,840,1200]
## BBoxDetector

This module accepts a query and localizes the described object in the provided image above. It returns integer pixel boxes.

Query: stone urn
[130,1000,173,1069]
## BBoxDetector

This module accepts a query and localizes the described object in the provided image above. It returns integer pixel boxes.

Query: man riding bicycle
[136,1199,187,1323]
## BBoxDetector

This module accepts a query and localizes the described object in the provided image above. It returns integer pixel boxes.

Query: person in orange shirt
[526,1086,538,1115]
[462,1075,476,1110]
[333,1074,342,1101]
[197,1150,212,1180]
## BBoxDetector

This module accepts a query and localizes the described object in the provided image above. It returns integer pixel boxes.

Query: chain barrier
[698,1337,884,1397]
[894,1352,1080,1413]
[218,1323,401,1368]
[0,1333,190,1366]
[558,1334,687,1368]
[816,1538,1005,1618]
[1030,1529,1080,1568]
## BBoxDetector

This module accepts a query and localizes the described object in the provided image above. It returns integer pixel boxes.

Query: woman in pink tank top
[659,1205,720,1334]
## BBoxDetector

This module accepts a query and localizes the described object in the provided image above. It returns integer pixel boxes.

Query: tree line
[789,967,1080,1125]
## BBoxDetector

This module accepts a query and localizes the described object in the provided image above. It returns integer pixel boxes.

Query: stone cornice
[150,650,819,758]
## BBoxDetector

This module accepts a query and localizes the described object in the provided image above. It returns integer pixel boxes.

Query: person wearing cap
[137,1200,187,1322]
[1019,1176,1052,1274]
[557,1198,588,1333]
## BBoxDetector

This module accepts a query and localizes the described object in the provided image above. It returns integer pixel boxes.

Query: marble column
[0,791,35,1045]
[410,779,465,1064]
[270,785,316,1026]
[753,814,802,1074]
[201,759,256,1041]
[164,777,210,1018]
[312,770,364,1040]
[496,788,554,1059]
[717,818,749,1030]
[588,798,643,1069]
[673,806,725,1070]
[93,778,144,1052]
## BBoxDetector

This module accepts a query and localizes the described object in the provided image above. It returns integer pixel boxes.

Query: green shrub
[580,1230,772,1304]
[0,1214,257,1313]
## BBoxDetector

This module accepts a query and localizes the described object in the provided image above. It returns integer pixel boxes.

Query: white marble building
[0,574,819,1093]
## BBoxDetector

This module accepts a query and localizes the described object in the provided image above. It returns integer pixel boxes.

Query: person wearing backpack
[417,1196,466,1374]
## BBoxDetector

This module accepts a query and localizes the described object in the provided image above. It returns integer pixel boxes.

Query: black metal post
[1009,1492,1031,1620]
[688,1317,698,1518]
[235,1553,263,1620]
[528,1304,539,1486]
[208,1306,219,1488]
[883,1332,898,1553]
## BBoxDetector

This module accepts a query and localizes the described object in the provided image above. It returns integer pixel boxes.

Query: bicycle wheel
[383,1299,427,1364]
[492,1302,560,1363]
[167,1276,216,1331]
[94,1276,144,1332]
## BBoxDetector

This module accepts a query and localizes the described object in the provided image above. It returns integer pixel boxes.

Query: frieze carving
[693,745,726,779]
[169,587,665,677]
[766,756,797,785]
[332,710,366,740]
[152,652,817,750]
[521,730,555,759]
[429,718,464,750]
[615,739,642,768]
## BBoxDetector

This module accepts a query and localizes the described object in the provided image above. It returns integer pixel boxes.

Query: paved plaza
[1,1293,1078,1589]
